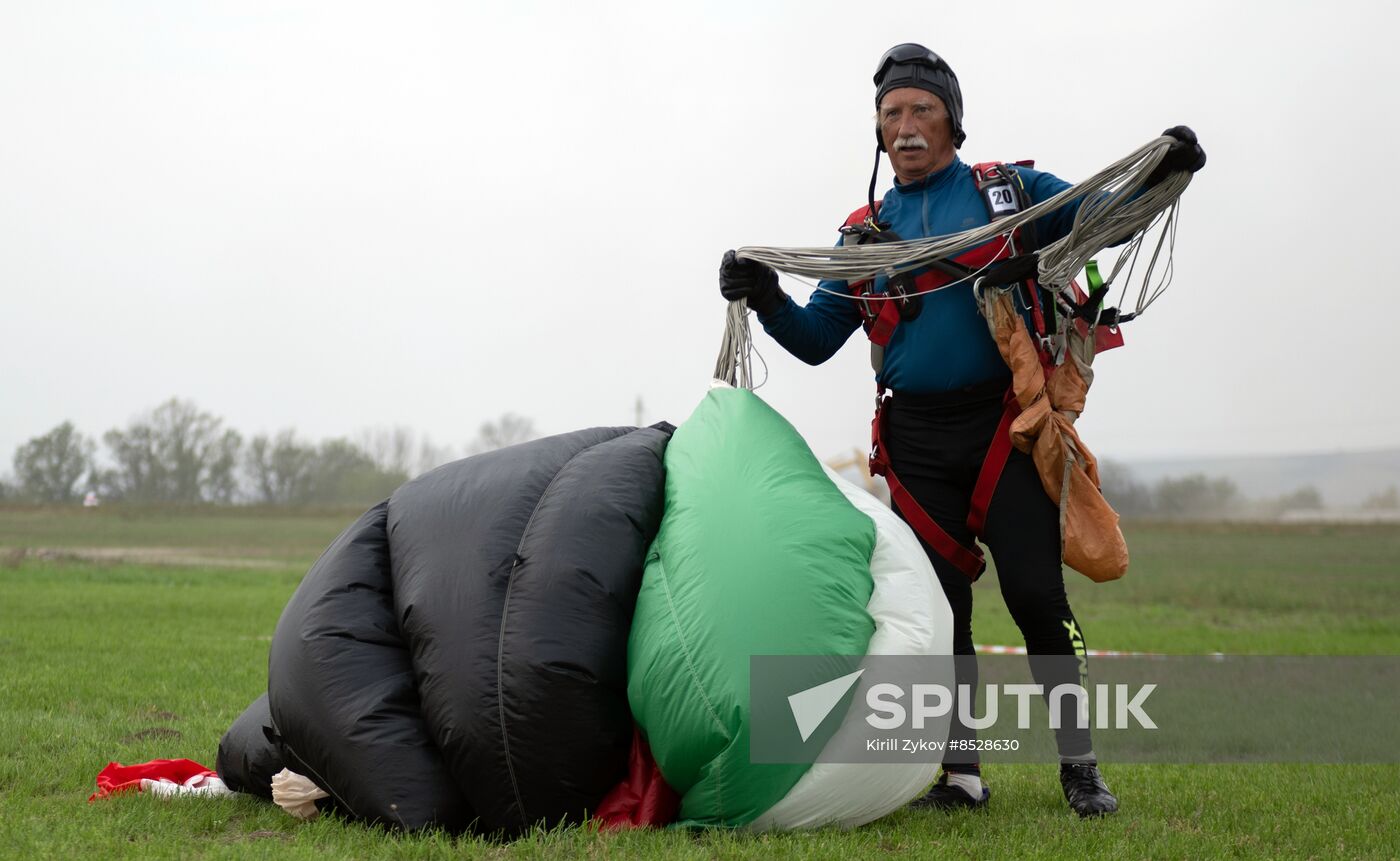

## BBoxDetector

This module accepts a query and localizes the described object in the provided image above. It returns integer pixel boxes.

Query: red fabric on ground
[593,728,679,830]
[89,758,216,802]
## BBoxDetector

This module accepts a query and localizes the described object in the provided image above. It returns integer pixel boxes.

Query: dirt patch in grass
[15,546,289,570]
[121,726,184,743]
[222,830,293,844]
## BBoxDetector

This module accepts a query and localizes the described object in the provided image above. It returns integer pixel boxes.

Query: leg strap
[869,391,986,580]
[967,393,1021,536]
[869,389,1020,581]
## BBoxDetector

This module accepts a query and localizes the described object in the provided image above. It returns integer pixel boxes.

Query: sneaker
[1059,763,1118,817]
[909,772,990,811]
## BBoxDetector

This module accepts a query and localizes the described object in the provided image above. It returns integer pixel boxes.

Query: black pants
[884,379,1093,770]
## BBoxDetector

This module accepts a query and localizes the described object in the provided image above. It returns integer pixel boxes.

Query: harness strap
[1082,259,1126,353]
[851,238,1015,341]
[889,473,986,579]
[969,160,1055,344]
[967,392,1021,536]
[871,389,1023,581]
[842,203,878,228]
[867,300,902,346]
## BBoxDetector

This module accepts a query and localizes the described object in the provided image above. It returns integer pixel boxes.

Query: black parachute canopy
[221,424,672,834]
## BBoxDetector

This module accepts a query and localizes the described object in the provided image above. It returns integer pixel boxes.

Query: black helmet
[873,43,965,149]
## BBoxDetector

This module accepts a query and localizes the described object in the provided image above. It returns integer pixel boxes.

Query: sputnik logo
[787,669,865,742]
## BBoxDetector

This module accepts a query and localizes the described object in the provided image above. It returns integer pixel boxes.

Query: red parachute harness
[844,161,1123,580]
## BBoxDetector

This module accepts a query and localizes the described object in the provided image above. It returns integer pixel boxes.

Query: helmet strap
[867,144,882,224]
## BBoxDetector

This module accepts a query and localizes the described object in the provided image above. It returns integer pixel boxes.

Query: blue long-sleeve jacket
[757,157,1080,394]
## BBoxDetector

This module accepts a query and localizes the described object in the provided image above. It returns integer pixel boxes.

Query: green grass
[1,508,1398,859]
[980,521,1400,655]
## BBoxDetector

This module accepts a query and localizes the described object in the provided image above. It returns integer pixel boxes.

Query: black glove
[719,249,787,315]
[1146,125,1206,187]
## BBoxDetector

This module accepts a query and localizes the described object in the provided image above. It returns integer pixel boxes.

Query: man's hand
[719,250,787,315]
[1146,125,1206,187]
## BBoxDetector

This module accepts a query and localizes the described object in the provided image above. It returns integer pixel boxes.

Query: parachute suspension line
[734,136,1192,319]
[1122,195,1178,317]
[785,235,1015,302]
[712,300,768,390]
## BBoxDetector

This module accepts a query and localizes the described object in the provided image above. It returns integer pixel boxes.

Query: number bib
[981,179,1021,220]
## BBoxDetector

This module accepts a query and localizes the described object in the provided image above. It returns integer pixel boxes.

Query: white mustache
[894,134,929,151]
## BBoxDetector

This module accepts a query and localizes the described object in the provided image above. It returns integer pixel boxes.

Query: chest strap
[850,239,1018,347]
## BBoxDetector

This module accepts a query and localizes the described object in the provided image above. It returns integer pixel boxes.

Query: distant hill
[1124,448,1400,508]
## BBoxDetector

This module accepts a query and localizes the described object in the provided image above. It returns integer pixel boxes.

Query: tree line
[11,400,1396,516]
[4,399,537,506]
[1097,461,1397,519]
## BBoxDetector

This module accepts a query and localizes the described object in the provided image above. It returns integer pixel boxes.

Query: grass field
[1,506,1398,859]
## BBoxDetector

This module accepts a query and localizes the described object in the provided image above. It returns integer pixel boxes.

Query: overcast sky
[3,0,1397,471]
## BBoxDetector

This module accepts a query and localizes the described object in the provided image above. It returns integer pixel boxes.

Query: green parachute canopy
[627,387,876,826]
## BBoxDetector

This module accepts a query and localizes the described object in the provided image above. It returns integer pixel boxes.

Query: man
[718,44,1204,818]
